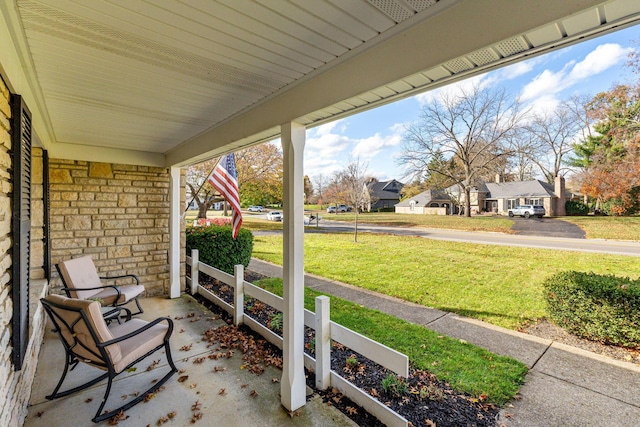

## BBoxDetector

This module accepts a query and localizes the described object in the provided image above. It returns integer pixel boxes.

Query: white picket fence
[186,249,409,427]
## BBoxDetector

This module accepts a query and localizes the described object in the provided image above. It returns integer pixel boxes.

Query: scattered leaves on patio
[193,356,206,364]
[190,412,203,423]
[180,344,193,351]
[177,375,189,383]
[191,400,202,411]
[85,398,93,403]
[146,359,160,371]
[249,389,259,397]
[346,406,358,415]
[156,416,168,425]
[126,367,137,373]
[218,388,227,396]
[241,383,248,388]
[167,411,176,419]
[107,410,128,425]
[213,366,226,372]
[271,377,279,383]
[35,412,44,418]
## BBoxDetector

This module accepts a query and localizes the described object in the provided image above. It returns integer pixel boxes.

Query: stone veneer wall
[0,77,48,427]
[48,160,183,296]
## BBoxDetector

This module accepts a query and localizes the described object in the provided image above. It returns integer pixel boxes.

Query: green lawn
[560,216,640,241]
[254,277,527,405]
[252,233,640,330]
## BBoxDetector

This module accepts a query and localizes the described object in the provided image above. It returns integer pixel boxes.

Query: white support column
[280,121,306,411]
[169,166,182,298]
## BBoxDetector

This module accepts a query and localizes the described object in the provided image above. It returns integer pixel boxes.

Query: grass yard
[560,216,640,241]
[254,277,527,405]
[252,233,640,330]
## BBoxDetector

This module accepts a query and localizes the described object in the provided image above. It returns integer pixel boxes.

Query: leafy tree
[303,175,314,203]
[399,84,525,216]
[572,84,640,214]
[235,142,283,207]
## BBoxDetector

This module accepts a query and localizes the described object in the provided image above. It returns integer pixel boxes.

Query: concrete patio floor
[25,295,356,427]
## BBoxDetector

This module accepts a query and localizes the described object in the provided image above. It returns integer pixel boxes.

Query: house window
[429,203,439,207]
[507,199,518,209]
[409,201,416,211]
[525,198,541,205]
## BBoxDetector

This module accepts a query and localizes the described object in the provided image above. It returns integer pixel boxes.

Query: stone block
[118,193,137,207]
[64,215,91,230]
[89,162,113,178]
[49,169,73,183]
[108,245,131,258]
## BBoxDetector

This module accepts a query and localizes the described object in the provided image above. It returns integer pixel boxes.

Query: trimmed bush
[565,200,589,216]
[543,271,640,348]
[186,224,253,275]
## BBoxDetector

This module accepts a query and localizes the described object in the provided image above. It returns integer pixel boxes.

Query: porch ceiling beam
[165,0,606,167]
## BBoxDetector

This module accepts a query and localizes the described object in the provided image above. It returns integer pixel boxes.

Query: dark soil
[193,270,500,427]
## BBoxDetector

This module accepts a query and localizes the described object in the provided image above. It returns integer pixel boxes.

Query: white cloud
[520,43,634,103]
[499,58,538,79]
[351,132,403,160]
[414,73,490,106]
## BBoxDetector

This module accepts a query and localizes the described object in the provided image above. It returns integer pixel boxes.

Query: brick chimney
[554,176,566,216]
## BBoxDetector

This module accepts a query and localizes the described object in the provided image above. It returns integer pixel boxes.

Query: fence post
[234,264,244,326]
[191,249,199,295]
[315,295,330,390]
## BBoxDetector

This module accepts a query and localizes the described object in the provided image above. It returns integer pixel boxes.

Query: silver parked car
[508,205,545,218]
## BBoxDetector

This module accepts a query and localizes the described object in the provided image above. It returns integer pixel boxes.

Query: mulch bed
[192,270,500,427]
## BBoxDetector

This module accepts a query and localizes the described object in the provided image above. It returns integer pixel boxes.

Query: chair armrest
[98,317,174,347]
[99,274,140,286]
[61,285,123,307]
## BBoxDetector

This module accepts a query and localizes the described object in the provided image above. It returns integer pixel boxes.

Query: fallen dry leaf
[177,375,189,383]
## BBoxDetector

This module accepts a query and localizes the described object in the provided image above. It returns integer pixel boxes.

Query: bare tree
[399,83,525,216]
[339,158,370,242]
[186,158,221,218]
[525,100,584,183]
[313,173,328,208]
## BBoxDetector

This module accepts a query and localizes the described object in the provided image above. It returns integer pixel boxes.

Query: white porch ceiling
[2,0,640,167]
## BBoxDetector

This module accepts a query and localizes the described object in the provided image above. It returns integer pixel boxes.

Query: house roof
[484,180,556,199]
[396,189,450,207]
[367,179,404,201]
[2,1,639,167]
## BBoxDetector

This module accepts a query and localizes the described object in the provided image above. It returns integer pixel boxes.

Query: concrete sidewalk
[249,258,640,427]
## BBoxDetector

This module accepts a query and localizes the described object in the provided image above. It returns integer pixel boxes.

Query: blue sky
[302,24,639,184]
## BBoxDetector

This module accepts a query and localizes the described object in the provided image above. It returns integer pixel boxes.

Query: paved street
[304,219,640,257]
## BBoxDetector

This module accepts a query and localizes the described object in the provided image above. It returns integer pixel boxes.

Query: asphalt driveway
[510,217,586,238]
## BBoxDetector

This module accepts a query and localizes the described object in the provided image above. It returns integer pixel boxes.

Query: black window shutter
[43,150,50,280]
[11,94,32,371]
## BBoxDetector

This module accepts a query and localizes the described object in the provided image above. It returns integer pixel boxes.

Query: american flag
[207,154,242,239]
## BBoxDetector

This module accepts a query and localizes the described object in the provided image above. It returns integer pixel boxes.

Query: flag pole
[183,156,221,217]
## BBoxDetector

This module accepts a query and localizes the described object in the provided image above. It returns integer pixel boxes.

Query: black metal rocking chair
[40,294,178,423]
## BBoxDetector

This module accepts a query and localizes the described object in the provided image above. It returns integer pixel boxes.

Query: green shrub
[543,271,640,347]
[186,225,253,275]
[565,200,589,216]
